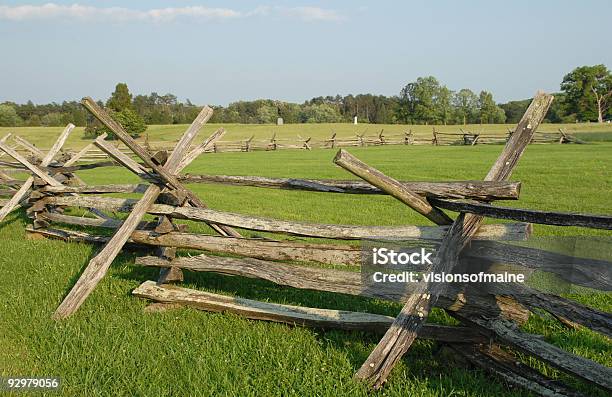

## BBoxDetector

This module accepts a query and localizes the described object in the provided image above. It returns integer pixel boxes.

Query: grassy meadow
[0,125,611,396]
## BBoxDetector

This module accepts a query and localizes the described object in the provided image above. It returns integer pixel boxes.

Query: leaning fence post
[334,150,453,225]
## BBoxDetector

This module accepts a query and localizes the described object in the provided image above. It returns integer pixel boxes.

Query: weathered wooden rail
[1,93,610,397]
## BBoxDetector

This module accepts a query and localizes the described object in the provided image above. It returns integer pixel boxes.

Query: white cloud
[283,6,345,22]
[0,3,344,22]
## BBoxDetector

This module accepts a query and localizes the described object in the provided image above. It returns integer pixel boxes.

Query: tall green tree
[437,86,453,125]
[561,64,612,123]
[478,91,506,124]
[106,83,133,112]
[84,107,147,139]
[397,76,450,124]
[0,104,23,126]
[452,89,478,125]
[300,103,342,123]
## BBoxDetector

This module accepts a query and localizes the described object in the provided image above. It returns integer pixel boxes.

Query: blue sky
[1,1,611,105]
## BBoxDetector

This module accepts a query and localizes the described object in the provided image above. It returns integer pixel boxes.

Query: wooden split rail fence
[432,128,585,146]
[0,93,611,396]
[0,127,584,166]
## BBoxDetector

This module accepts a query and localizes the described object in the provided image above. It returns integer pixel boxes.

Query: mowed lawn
[0,142,611,396]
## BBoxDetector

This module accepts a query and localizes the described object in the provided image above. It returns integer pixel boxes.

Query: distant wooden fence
[0,128,585,166]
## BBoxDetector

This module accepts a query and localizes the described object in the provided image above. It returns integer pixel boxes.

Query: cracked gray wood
[41,195,532,241]
[132,280,486,343]
[429,198,612,229]
[177,174,521,200]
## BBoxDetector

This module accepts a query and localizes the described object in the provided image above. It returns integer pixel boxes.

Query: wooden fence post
[329,132,336,148]
[267,132,276,150]
[404,130,413,145]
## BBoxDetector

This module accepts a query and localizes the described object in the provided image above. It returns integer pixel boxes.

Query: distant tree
[374,102,388,124]
[478,91,506,123]
[498,99,530,124]
[561,64,612,123]
[114,108,147,137]
[278,102,301,123]
[300,103,342,123]
[0,104,23,126]
[452,89,479,125]
[397,76,451,124]
[544,93,574,123]
[26,114,42,126]
[84,107,147,139]
[16,100,36,121]
[41,112,64,126]
[397,76,439,124]
[106,83,133,112]
[159,93,178,107]
[437,86,453,125]
[256,105,278,124]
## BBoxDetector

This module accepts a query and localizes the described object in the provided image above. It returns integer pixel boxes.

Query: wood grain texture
[29,226,360,265]
[460,316,612,392]
[132,280,486,342]
[463,240,612,291]
[94,134,148,176]
[43,195,533,241]
[450,344,588,397]
[40,184,149,194]
[134,253,528,321]
[430,198,612,229]
[177,174,521,201]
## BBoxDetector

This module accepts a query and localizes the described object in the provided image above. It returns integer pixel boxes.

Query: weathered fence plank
[41,195,532,241]
[28,226,361,265]
[460,317,612,392]
[177,174,521,200]
[132,280,486,343]
[429,198,612,229]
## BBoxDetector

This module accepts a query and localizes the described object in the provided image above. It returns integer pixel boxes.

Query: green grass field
[2,121,612,150]
[0,133,611,395]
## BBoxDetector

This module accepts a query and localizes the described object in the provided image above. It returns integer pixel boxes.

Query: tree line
[0,64,610,132]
